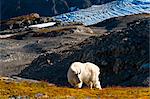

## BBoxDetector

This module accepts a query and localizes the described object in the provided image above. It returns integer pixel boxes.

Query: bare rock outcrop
[19,17,150,86]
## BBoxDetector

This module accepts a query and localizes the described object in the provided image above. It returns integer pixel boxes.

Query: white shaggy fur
[67,62,102,89]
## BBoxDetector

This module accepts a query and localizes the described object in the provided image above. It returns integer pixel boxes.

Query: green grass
[0,80,150,99]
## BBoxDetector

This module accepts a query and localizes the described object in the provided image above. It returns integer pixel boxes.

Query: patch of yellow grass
[0,80,150,99]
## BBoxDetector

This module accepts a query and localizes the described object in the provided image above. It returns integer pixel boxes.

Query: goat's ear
[71,70,76,74]
[78,69,81,74]
[73,71,78,75]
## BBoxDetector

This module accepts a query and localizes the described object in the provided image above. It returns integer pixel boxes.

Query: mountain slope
[0,14,149,87]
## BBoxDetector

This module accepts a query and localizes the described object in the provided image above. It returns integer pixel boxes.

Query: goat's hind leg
[89,82,93,89]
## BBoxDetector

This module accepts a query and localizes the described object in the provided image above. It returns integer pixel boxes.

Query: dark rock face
[84,19,149,86]
[92,14,150,32]
[1,0,115,20]
[19,17,150,87]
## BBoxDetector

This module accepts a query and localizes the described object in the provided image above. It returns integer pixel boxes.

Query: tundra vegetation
[0,80,150,98]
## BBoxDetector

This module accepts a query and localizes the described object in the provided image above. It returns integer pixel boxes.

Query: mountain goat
[67,62,102,89]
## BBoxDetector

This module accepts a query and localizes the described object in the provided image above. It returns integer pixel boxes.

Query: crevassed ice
[53,0,150,25]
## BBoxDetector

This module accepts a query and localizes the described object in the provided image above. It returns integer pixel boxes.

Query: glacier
[53,0,150,25]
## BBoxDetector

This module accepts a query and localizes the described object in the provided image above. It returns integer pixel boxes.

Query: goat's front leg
[75,82,83,88]
[89,82,93,89]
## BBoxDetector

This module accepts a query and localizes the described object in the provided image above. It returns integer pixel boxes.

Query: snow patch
[29,22,56,28]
